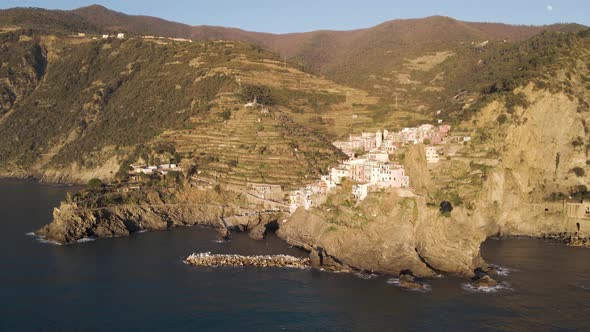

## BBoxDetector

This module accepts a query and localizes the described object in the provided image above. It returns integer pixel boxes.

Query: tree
[240,84,274,105]
[440,201,453,214]
[220,110,231,120]
[86,178,104,191]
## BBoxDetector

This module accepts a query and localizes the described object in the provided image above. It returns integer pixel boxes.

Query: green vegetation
[240,84,274,104]
[86,178,104,191]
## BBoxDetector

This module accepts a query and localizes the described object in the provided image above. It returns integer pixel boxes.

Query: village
[287,123,462,213]
[72,31,195,43]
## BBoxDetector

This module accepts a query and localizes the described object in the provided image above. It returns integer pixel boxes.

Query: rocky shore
[36,200,285,244]
[184,252,310,268]
[540,232,590,247]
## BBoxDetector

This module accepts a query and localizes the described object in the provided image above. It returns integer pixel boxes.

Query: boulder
[397,269,426,290]
[470,268,498,287]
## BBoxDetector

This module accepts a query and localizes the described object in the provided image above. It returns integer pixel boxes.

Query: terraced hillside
[0,29,375,184]
[1,6,585,125]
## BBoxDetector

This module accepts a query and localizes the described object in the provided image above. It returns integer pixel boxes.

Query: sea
[1,179,589,331]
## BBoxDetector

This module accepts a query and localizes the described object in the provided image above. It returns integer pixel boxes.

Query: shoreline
[0,175,81,187]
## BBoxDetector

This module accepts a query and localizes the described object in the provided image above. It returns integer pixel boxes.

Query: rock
[248,222,267,241]
[36,202,262,244]
[217,228,231,242]
[397,269,426,290]
[309,249,322,268]
[471,268,498,288]
[277,197,485,277]
[184,252,310,268]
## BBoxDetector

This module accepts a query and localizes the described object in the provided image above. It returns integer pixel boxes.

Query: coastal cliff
[36,187,286,244]
[277,196,486,277]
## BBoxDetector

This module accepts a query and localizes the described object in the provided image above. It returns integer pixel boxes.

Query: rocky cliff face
[471,84,589,236]
[37,199,285,244]
[277,196,486,277]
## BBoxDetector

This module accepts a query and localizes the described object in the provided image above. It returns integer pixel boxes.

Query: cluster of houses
[289,149,411,213]
[101,33,126,39]
[141,35,193,42]
[288,123,465,212]
[130,163,182,176]
[75,32,196,43]
[333,124,451,158]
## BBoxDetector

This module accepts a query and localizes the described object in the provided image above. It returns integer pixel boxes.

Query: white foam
[25,232,62,245]
[355,272,379,280]
[36,237,63,246]
[489,264,518,277]
[461,281,512,293]
[386,277,431,292]
[76,237,96,243]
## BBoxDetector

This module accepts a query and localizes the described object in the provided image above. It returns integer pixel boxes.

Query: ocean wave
[76,237,97,243]
[386,277,432,292]
[355,272,379,280]
[461,281,512,293]
[26,232,61,245]
[489,264,517,277]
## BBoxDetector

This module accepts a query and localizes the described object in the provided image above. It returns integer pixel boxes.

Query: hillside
[0,29,377,186]
[1,5,586,135]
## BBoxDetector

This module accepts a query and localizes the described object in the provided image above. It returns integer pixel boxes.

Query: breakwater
[184,252,310,268]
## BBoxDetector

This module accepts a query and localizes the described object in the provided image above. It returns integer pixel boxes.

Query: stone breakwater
[184,252,311,268]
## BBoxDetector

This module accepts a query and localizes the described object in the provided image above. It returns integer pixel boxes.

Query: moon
[546,5,553,11]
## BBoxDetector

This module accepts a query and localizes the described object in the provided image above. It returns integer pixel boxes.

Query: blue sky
[0,0,587,33]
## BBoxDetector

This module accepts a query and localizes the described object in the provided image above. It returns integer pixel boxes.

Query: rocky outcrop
[277,195,486,277]
[541,232,590,247]
[470,268,498,288]
[36,201,285,244]
[397,270,429,290]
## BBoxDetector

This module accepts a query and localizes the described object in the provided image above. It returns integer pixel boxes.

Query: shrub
[220,110,231,120]
[440,201,453,213]
[86,178,103,191]
[571,167,585,177]
[497,114,508,124]
[572,136,584,147]
[240,84,274,105]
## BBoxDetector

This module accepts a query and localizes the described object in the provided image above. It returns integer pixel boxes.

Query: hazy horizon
[0,0,587,34]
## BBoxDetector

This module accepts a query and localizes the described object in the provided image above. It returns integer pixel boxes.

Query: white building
[117,33,125,39]
[331,165,350,184]
[352,183,370,201]
[425,146,440,163]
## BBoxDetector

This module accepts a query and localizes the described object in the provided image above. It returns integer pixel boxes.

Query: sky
[0,0,588,33]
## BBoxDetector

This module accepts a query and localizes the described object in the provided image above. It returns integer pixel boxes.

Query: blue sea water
[1,179,589,331]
